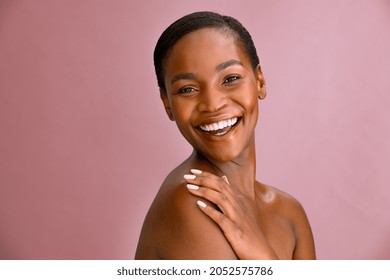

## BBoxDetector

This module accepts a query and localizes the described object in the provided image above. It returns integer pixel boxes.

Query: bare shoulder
[258,183,316,259]
[135,162,237,260]
[262,184,307,219]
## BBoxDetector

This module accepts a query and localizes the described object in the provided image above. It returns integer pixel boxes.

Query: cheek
[170,99,195,130]
[246,95,258,111]
[238,86,259,113]
[239,89,259,128]
[171,99,187,119]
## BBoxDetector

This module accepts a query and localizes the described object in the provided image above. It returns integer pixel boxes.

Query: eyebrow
[215,59,244,72]
[170,73,197,85]
[170,59,244,85]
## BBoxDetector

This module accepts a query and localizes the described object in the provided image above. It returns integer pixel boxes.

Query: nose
[197,86,229,113]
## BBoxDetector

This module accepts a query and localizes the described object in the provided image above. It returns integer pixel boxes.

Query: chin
[198,148,243,163]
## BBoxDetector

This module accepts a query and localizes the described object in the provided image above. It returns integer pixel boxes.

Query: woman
[135,11,315,260]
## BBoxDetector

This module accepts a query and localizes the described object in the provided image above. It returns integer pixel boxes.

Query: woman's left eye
[223,75,240,84]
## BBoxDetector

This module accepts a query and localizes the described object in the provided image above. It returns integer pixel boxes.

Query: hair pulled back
[154,11,260,91]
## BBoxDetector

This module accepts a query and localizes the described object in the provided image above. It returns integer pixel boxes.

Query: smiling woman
[135,11,316,260]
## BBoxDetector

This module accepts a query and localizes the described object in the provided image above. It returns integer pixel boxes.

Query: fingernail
[191,169,202,175]
[184,174,196,180]
[197,200,207,208]
[186,184,199,190]
[222,175,230,184]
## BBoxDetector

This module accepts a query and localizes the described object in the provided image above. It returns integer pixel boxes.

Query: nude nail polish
[197,200,207,208]
[186,184,199,190]
[190,169,202,175]
[184,174,196,180]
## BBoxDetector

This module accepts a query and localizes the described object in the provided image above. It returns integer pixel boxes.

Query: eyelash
[223,75,241,84]
[176,75,241,94]
[178,87,196,94]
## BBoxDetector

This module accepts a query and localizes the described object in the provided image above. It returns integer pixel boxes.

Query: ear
[255,65,267,100]
[160,89,175,121]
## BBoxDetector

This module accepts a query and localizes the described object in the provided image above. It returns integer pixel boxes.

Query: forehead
[164,28,249,74]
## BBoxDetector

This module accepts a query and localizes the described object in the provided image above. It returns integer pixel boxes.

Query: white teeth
[199,117,238,132]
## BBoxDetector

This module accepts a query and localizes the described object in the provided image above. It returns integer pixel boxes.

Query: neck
[193,142,257,197]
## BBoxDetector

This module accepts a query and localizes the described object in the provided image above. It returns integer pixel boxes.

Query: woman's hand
[184,169,279,260]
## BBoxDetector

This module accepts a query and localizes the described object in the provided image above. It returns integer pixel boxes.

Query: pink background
[1,0,389,259]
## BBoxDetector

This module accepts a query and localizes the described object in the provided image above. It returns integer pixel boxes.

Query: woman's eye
[178,87,196,94]
[223,75,240,84]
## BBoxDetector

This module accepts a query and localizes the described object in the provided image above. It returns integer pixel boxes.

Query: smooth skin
[135,28,316,260]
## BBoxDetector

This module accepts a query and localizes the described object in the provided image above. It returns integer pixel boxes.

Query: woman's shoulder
[153,160,224,231]
[258,182,306,215]
[153,164,195,218]
[156,158,221,209]
[136,160,237,259]
[256,182,312,240]
[135,162,193,259]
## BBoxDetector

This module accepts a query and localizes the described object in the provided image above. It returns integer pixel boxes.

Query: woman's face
[161,28,266,162]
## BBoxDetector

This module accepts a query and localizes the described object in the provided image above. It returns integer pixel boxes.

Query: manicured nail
[186,184,199,190]
[184,174,196,180]
[191,169,203,175]
[197,200,207,208]
[222,175,230,184]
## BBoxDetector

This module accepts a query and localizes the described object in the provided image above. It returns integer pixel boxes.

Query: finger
[183,170,230,194]
[187,184,234,216]
[197,200,238,237]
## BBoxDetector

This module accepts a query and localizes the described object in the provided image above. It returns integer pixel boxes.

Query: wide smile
[196,117,241,136]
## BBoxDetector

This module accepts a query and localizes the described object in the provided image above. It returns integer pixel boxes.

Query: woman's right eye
[178,87,196,94]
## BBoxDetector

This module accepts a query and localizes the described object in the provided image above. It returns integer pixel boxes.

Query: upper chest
[254,198,296,259]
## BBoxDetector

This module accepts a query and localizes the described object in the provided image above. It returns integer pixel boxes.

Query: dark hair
[154,11,260,91]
